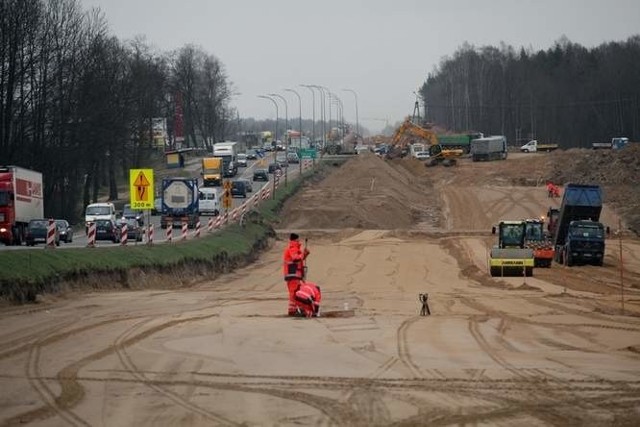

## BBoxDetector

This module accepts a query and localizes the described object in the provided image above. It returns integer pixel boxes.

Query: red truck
[0,166,44,245]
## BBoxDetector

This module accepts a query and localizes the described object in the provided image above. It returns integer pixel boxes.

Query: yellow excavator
[390,118,463,166]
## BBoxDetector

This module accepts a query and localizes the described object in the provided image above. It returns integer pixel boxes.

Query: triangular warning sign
[133,171,150,187]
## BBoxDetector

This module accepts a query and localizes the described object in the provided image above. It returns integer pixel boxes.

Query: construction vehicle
[470,136,508,161]
[0,166,44,245]
[437,133,483,154]
[160,177,199,229]
[391,118,463,166]
[524,218,554,267]
[553,184,606,266]
[489,220,535,277]
[201,157,223,187]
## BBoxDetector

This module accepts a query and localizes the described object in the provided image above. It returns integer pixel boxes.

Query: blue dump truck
[553,184,606,266]
[160,177,199,229]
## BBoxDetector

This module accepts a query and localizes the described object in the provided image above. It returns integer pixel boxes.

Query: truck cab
[552,184,606,266]
[85,202,116,229]
[201,157,223,187]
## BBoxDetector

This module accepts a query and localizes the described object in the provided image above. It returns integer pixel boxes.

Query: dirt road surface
[1,152,639,426]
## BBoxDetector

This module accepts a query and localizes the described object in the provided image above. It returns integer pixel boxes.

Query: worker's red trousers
[286,279,300,315]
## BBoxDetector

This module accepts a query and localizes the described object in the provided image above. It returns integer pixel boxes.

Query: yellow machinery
[391,118,463,166]
[489,220,535,277]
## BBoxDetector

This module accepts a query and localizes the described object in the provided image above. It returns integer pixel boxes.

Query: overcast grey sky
[80,0,639,133]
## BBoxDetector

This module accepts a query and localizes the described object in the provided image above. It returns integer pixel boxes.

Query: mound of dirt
[547,145,640,234]
[279,152,441,230]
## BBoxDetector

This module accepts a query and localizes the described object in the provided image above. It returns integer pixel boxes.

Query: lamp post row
[259,85,359,157]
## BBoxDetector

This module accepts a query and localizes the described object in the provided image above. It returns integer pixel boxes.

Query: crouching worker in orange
[283,233,310,316]
[294,281,322,318]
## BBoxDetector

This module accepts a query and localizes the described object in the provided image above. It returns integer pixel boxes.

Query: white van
[198,187,221,216]
[85,202,116,224]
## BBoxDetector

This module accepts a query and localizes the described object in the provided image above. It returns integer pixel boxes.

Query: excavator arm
[390,118,463,164]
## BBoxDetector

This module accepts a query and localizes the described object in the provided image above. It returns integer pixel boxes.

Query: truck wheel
[565,250,573,267]
[522,149,529,153]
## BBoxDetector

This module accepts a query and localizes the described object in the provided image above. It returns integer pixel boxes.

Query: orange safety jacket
[283,240,306,281]
[294,282,322,316]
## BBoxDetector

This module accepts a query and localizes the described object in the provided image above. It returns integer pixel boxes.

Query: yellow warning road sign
[130,169,154,209]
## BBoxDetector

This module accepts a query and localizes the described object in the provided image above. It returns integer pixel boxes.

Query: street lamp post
[300,85,315,148]
[311,85,327,150]
[258,95,278,198]
[342,88,359,142]
[285,88,303,175]
[268,93,289,186]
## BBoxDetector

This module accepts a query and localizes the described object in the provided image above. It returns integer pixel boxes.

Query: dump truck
[524,218,554,267]
[160,177,199,229]
[0,166,44,245]
[470,136,508,161]
[201,157,223,187]
[437,133,483,154]
[489,220,535,277]
[553,184,606,266]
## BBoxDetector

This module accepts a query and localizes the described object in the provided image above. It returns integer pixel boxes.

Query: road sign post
[223,180,233,212]
[130,169,154,210]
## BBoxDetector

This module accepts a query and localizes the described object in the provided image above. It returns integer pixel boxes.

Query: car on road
[116,218,143,242]
[236,178,253,192]
[25,219,60,246]
[231,180,247,198]
[268,163,282,173]
[286,152,300,164]
[94,219,121,243]
[122,203,144,226]
[55,219,73,243]
[246,149,260,160]
[253,169,269,181]
[236,153,248,167]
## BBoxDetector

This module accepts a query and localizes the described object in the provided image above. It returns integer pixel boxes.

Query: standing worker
[283,233,310,316]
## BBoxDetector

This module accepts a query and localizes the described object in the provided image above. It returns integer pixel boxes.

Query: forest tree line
[419,37,640,147]
[0,0,235,220]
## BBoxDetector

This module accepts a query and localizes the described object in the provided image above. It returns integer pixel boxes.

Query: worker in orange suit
[283,233,310,315]
[294,281,322,317]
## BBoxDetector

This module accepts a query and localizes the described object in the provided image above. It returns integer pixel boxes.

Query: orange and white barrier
[46,218,56,248]
[148,224,154,245]
[86,222,96,247]
[181,222,188,241]
[120,223,128,246]
[166,226,172,243]
[194,220,201,238]
[208,217,214,232]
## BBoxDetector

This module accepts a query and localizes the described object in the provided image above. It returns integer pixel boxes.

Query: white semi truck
[213,141,239,178]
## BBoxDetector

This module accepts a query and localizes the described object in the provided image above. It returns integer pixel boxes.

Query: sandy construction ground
[1,152,639,426]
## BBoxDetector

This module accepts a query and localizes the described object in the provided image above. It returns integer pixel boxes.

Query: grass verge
[0,160,339,304]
